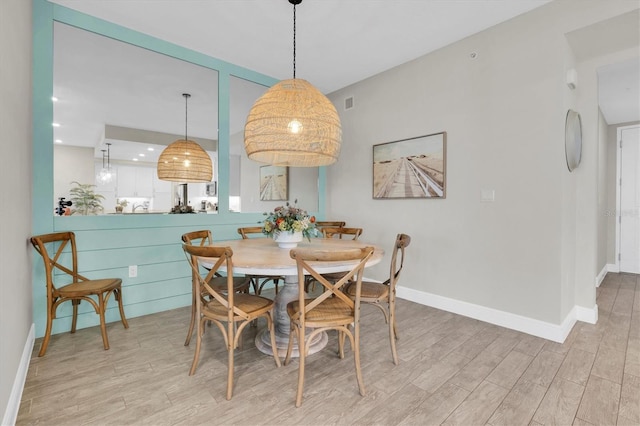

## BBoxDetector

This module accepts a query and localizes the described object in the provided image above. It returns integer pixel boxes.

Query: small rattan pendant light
[244,0,342,167]
[157,93,213,182]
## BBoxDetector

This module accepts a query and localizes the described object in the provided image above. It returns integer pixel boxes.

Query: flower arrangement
[262,200,317,241]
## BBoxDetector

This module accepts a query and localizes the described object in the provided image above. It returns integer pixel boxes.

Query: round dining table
[208,237,384,357]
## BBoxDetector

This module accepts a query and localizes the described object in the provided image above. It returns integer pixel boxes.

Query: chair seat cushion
[208,276,250,293]
[345,281,389,301]
[287,297,354,327]
[58,278,122,297]
[320,272,347,281]
[203,293,274,319]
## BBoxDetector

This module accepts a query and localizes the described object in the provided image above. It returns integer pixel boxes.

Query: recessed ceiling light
[54,139,62,143]
[52,123,60,127]
[51,96,58,102]
[139,153,145,157]
[132,158,139,161]
[147,147,154,151]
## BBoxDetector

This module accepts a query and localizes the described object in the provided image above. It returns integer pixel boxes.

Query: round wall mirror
[565,109,582,172]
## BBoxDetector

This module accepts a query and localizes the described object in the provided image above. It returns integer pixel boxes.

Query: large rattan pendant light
[244,0,342,167]
[157,93,213,182]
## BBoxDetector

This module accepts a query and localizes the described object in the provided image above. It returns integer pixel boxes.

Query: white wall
[0,0,33,423]
[327,0,639,330]
[560,37,579,324]
[572,43,639,309]
[232,130,320,213]
[54,144,95,205]
[597,109,609,273]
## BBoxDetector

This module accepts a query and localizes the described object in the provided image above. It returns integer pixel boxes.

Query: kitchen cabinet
[153,173,171,193]
[152,171,172,211]
[117,165,153,198]
[188,182,206,199]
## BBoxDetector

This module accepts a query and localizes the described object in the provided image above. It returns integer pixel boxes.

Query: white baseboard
[606,263,619,273]
[596,265,608,288]
[576,304,598,324]
[2,324,34,426]
[396,286,597,343]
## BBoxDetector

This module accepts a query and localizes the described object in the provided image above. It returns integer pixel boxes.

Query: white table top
[204,237,384,277]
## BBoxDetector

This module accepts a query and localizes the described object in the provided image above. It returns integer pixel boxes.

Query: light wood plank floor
[17,273,639,425]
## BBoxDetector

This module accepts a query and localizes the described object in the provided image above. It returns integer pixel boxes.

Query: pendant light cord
[292,2,297,79]
[183,93,191,140]
[106,143,111,170]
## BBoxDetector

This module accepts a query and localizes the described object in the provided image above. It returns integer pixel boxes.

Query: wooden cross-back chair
[321,227,361,240]
[314,221,345,232]
[345,233,411,365]
[30,231,129,356]
[286,246,374,407]
[181,230,251,346]
[237,227,284,295]
[182,244,280,400]
[304,227,363,292]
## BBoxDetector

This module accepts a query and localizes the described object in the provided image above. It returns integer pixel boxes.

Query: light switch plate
[481,189,495,202]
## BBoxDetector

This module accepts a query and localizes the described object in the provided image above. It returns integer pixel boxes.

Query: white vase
[273,231,303,249]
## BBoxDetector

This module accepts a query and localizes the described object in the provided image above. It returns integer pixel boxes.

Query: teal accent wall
[32,0,326,338]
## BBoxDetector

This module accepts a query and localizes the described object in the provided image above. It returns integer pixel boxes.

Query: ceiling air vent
[344,96,354,110]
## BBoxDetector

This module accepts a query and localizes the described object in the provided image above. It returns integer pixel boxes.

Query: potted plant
[115,198,128,213]
[69,181,105,215]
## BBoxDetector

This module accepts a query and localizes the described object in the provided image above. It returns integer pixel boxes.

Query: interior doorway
[617,124,640,273]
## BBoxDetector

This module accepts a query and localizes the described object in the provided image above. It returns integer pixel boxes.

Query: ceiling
[48,0,638,162]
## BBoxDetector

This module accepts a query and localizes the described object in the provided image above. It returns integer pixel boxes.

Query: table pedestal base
[255,326,327,358]
[255,274,328,358]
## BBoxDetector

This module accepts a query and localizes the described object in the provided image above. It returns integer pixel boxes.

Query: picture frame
[373,131,446,199]
[259,165,288,201]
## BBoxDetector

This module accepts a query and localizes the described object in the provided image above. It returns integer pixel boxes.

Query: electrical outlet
[128,265,138,278]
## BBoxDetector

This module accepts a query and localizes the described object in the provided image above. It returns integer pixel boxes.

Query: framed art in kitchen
[373,132,446,199]
[259,165,288,201]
